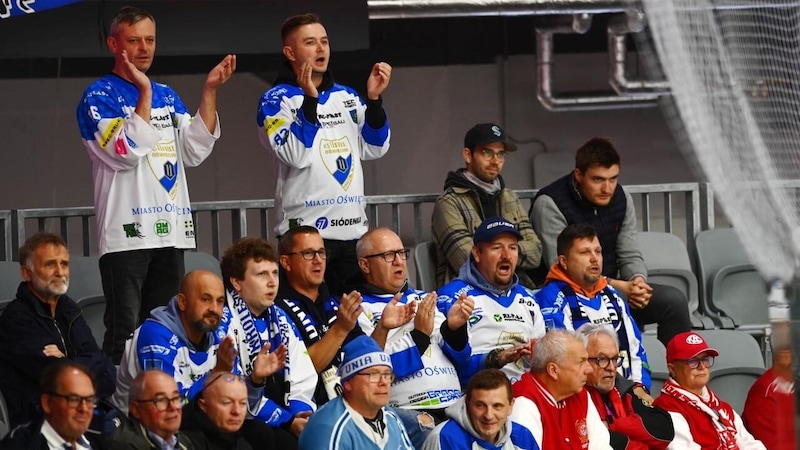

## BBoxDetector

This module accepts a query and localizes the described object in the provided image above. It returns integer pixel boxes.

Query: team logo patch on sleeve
[100,118,124,149]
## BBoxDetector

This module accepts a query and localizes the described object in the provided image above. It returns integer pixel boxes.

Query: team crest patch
[575,418,589,443]
[146,139,179,198]
[349,109,358,124]
[319,136,354,190]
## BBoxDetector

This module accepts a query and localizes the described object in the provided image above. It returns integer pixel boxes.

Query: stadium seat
[0,386,8,440]
[694,228,768,332]
[413,241,437,292]
[642,333,668,397]
[66,255,103,303]
[0,260,20,302]
[636,231,715,329]
[184,251,221,277]
[697,330,766,413]
[77,295,106,348]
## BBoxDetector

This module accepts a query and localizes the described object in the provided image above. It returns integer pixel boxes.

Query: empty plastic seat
[77,295,106,348]
[0,261,20,302]
[642,333,668,397]
[66,255,103,302]
[413,241,437,292]
[184,251,221,277]
[697,330,766,413]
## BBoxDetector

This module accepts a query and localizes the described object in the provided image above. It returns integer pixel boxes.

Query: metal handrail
[10,182,705,260]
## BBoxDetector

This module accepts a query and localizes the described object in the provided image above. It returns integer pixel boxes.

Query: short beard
[191,316,220,334]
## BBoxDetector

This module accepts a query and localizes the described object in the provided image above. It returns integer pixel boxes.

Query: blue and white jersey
[256,68,390,240]
[77,74,218,256]
[110,296,234,415]
[225,289,317,427]
[436,261,546,385]
[535,279,651,389]
[298,397,414,450]
[359,289,463,409]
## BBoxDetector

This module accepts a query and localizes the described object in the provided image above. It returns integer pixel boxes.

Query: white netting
[633,1,800,284]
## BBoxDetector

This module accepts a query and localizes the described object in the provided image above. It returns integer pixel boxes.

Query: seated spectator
[742,325,796,450]
[1,362,103,449]
[107,370,196,449]
[181,373,253,450]
[432,122,542,289]
[355,228,466,447]
[422,368,540,450]
[510,329,611,449]
[578,323,673,450]
[536,224,650,391]
[298,336,414,449]
[111,270,283,415]
[531,137,691,345]
[220,237,315,437]
[654,332,765,449]
[0,232,115,428]
[437,216,546,385]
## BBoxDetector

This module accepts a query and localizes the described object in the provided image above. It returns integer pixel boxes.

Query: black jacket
[180,398,254,450]
[0,282,116,428]
[0,418,105,450]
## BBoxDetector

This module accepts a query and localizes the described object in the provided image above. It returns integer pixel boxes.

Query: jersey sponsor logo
[131,202,192,216]
[319,137,354,190]
[289,218,304,229]
[304,195,364,208]
[140,344,170,355]
[184,220,194,238]
[342,99,357,108]
[154,219,171,237]
[316,216,362,229]
[123,222,145,238]
[468,314,482,326]
[316,217,329,229]
[264,116,287,139]
[100,118,123,149]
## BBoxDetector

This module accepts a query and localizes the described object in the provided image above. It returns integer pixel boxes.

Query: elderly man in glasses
[535,224,651,398]
[109,370,197,449]
[1,362,102,450]
[276,226,413,407]
[298,335,414,450]
[432,122,542,289]
[577,324,674,450]
[354,227,471,448]
[654,332,765,449]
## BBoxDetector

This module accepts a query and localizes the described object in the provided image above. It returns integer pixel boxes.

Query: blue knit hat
[338,336,393,382]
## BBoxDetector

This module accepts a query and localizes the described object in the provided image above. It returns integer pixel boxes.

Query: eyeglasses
[587,355,624,369]
[285,249,328,260]
[46,392,97,408]
[203,373,247,392]
[356,372,396,383]
[363,249,410,263]
[476,148,507,161]
[676,356,715,369]
[135,395,184,411]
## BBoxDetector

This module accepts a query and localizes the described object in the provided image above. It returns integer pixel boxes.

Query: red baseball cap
[666,332,719,363]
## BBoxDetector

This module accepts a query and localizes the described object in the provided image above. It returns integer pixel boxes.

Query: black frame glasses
[676,355,715,369]
[46,392,97,408]
[476,148,507,160]
[363,249,410,263]
[587,355,624,369]
[134,395,185,411]
[285,249,329,260]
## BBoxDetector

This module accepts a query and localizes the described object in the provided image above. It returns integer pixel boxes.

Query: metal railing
[7,182,708,260]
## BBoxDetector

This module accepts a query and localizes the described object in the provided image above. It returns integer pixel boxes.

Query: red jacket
[742,368,796,450]
[588,384,671,450]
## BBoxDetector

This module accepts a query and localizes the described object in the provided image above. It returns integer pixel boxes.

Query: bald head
[199,373,248,433]
[356,228,408,293]
[177,271,225,344]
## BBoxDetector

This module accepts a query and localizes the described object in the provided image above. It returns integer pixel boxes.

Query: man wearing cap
[436,216,547,386]
[432,122,542,289]
[654,332,765,449]
[298,335,414,450]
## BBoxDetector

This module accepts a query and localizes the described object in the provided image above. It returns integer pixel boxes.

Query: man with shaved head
[111,270,285,416]
[182,373,254,450]
[109,369,197,448]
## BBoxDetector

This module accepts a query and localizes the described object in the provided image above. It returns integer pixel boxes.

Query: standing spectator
[510,329,611,449]
[654,332,765,449]
[423,368,540,450]
[432,122,542,288]
[298,336,414,450]
[107,370,196,449]
[355,228,467,447]
[578,323,673,450]
[0,232,115,428]
[436,217,546,385]
[531,137,691,345]
[1,362,103,449]
[76,6,236,364]
[257,12,392,297]
[220,237,316,438]
[742,326,796,450]
[536,224,650,391]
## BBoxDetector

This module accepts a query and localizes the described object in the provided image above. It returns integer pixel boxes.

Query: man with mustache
[111,270,284,417]
[432,123,542,289]
[535,224,651,396]
[436,216,546,386]
[0,233,115,428]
